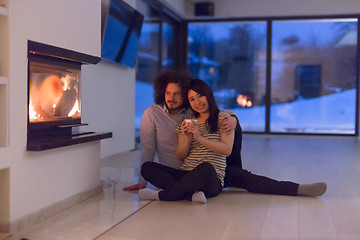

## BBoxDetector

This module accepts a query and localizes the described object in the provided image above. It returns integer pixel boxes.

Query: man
[124,70,326,197]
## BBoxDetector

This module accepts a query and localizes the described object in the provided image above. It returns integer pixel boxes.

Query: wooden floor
[9,135,360,240]
[97,135,360,240]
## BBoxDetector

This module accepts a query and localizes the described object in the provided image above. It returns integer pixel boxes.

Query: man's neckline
[162,104,188,116]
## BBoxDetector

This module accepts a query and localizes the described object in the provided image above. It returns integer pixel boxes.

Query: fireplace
[27,40,112,151]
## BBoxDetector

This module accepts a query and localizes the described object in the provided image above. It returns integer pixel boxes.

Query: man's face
[165,83,184,113]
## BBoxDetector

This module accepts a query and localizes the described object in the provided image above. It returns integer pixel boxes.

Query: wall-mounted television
[101,0,144,68]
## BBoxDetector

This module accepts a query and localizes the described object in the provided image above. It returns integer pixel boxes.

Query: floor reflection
[8,150,148,240]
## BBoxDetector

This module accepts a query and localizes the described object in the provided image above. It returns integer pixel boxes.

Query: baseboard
[10,184,103,234]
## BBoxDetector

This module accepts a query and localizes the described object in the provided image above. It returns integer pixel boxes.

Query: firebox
[27,40,112,151]
[29,54,81,125]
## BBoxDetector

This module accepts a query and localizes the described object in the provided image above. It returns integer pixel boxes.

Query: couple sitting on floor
[123,71,327,203]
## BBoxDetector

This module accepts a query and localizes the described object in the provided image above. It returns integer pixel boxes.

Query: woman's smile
[188,89,209,114]
[194,103,205,111]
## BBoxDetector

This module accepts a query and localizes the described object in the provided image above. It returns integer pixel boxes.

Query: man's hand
[220,115,237,135]
[123,183,146,191]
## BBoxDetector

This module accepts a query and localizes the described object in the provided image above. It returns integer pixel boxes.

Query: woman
[138,79,233,203]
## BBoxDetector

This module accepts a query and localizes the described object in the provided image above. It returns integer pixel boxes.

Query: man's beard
[166,101,182,111]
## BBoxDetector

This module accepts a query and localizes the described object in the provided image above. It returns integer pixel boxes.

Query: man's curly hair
[153,70,194,109]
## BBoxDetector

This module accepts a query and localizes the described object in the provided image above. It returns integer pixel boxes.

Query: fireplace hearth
[27,40,112,151]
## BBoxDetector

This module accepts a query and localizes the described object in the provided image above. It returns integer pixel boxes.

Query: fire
[68,99,80,117]
[61,74,72,91]
[237,94,253,108]
[29,73,81,121]
[29,100,41,120]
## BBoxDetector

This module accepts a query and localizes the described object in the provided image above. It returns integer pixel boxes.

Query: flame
[29,73,81,121]
[29,99,48,120]
[68,99,80,117]
[61,74,72,91]
[29,100,40,120]
[237,94,253,108]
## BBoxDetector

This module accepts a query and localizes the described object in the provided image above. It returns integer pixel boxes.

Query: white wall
[186,0,360,18]
[82,0,136,159]
[82,61,135,158]
[160,0,188,18]
[8,0,102,222]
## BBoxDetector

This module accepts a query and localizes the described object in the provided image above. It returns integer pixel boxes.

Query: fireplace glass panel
[29,60,81,123]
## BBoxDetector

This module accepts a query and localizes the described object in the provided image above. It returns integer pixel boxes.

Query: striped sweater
[176,112,226,186]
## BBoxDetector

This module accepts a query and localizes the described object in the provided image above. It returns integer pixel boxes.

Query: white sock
[192,191,207,204]
[138,188,160,200]
[297,182,327,197]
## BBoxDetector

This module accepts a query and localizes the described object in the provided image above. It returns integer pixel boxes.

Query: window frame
[134,0,185,144]
[185,14,360,137]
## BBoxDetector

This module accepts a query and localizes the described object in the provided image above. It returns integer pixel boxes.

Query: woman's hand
[181,120,194,139]
[186,121,200,140]
[177,120,196,161]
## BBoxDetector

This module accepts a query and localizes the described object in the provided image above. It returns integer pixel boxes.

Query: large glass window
[135,0,178,143]
[135,2,159,141]
[188,17,358,135]
[271,19,358,134]
[161,17,175,70]
[134,7,359,136]
[188,22,267,132]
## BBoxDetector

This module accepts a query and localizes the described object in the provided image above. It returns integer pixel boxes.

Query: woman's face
[188,89,209,114]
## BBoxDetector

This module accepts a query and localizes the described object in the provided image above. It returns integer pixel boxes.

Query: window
[161,16,175,70]
[271,19,357,134]
[188,21,268,132]
[133,6,359,136]
[135,2,159,141]
[135,0,180,143]
[188,17,358,135]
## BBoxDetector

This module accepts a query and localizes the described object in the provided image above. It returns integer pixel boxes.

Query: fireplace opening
[27,40,112,151]
[29,55,81,124]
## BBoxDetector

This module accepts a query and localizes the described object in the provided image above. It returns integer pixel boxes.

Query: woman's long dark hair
[189,79,219,133]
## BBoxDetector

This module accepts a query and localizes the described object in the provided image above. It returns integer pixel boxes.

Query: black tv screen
[101,0,144,68]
